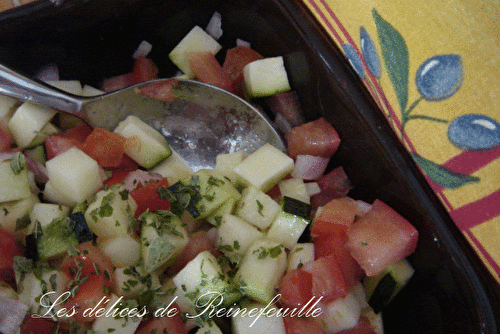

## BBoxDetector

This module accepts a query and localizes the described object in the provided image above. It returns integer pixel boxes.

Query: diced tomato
[103,169,132,187]
[313,233,363,288]
[59,242,114,283]
[166,230,216,276]
[130,178,171,218]
[265,91,305,127]
[0,228,24,285]
[346,199,419,276]
[187,51,233,92]
[109,154,139,171]
[63,273,110,323]
[286,117,341,159]
[311,197,358,237]
[222,46,264,96]
[79,128,128,168]
[102,72,134,92]
[45,124,93,160]
[0,119,12,152]
[283,316,324,334]
[311,166,354,208]
[303,254,348,302]
[132,56,159,84]
[134,78,180,102]
[278,269,313,308]
[135,304,187,334]
[20,317,57,334]
[337,315,377,334]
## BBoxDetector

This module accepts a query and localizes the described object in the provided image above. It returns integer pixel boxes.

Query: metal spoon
[0,64,284,171]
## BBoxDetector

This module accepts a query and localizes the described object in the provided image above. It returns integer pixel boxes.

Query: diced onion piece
[291,154,329,180]
[274,112,293,135]
[0,297,29,334]
[121,169,162,191]
[35,64,59,82]
[305,182,321,196]
[236,38,251,48]
[205,11,223,40]
[132,40,153,59]
[355,199,372,217]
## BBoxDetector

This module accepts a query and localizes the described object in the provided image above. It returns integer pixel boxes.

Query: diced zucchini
[0,156,32,203]
[278,177,310,204]
[169,25,222,78]
[195,320,224,334]
[243,56,291,98]
[91,294,143,334]
[36,216,79,261]
[287,242,315,271]
[363,258,415,313]
[315,290,362,333]
[24,145,47,166]
[234,185,280,231]
[0,193,39,236]
[114,115,172,169]
[170,169,240,219]
[43,180,76,207]
[216,214,264,263]
[27,122,59,148]
[0,95,19,120]
[8,102,57,148]
[233,238,287,304]
[58,113,87,130]
[150,149,192,185]
[173,250,231,307]
[215,150,248,187]
[69,212,94,244]
[28,203,70,233]
[82,84,105,97]
[266,196,311,249]
[46,80,83,95]
[113,266,161,299]
[206,196,238,227]
[99,234,142,268]
[46,147,103,206]
[234,143,293,192]
[232,301,286,334]
[140,211,189,273]
[84,185,137,240]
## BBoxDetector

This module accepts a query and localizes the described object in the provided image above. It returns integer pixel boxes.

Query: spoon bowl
[0,64,284,171]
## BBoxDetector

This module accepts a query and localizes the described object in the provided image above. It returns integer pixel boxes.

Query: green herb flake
[256,200,264,216]
[15,214,31,231]
[10,152,26,175]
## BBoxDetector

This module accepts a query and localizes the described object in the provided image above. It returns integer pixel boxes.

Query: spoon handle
[0,63,83,113]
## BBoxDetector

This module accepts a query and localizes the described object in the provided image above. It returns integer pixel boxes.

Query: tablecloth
[302,0,500,284]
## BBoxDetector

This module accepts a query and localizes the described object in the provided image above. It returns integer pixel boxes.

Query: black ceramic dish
[0,1,498,333]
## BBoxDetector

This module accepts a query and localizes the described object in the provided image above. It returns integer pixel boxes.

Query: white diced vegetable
[315,290,362,333]
[287,242,315,271]
[84,185,137,240]
[235,185,280,230]
[113,266,160,299]
[46,80,83,95]
[99,234,142,268]
[243,56,291,98]
[27,122,59,148]
[91,294,143,334]
[267,197,311,249]
[215,150,248,186]
[46,147,103,206]
[278,177,310,204]
[43,180,76,207]
[8,102,57,148]
[150,149,192,185]
[82,85,105,96]
[114,115,172,169]
[195,320,224,334]
[234,143,293,192]
[28,203,70,233]
[0,157,32,203]
[232,302,286,334]
[169,25,222,78]
[217,214,264,261]
[0,95,18,120]
[0,193,39,236]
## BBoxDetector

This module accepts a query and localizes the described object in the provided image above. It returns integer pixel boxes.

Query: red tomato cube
[187,51,233,92]
[284,316,324,334]
[222,46,264,96]
[130,178,171,218]
[311,197,358,237]
[132,56,159,84]
[278,269,314,308]
[346,200,418,276]
[45,124,92,160]
[286,117,341,159]
[303,254,348,302]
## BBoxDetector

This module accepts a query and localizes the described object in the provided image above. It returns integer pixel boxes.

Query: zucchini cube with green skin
[0,156,32,203]
[84,185,137,241]
[114,115,172,169]
[243,56,291,98]
[364,258,415,313]
[217,214,264,263]
[8,102,57,148]
[169,25,222,78]
[170,169,240,219]
[233,238,287,304]
[235,185,280,231]
[46,147,103,206]
[234,143,294,192]
[173,250,231,308]
[28,203,70,233]
[140,211,189,273]
[278,177,310,204]
[287,242,315,271]
[206,195,239,227]
[266,196,311,249]
[36,216,79,261]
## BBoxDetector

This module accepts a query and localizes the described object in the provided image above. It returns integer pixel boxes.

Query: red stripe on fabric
[305,0,344,44]
[464,229,500,276]
[442,145,500,175]
[450,189,500,230]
